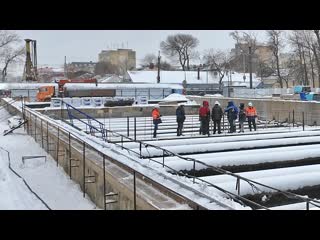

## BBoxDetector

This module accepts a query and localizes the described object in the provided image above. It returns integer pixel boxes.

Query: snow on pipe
[201,164,320,185]
[58,109,320,209]
[122,130,320,149]
[132,136,320,157]
[159,144,320,169]
[205,171,320,197]
[102,129,320,208]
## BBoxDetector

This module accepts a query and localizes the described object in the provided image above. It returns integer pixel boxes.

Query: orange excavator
[36,78,97,102]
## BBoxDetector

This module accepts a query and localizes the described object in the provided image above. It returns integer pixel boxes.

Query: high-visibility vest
[152,109,160,120]
[245,107,257,117]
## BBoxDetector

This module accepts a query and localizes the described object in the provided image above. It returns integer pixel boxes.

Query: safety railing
[6,97,319,210]
[103,127,320,210]
[56,99,320,210]
[19,102,214,210]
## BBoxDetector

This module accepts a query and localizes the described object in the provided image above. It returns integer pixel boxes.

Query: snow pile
[7,116,23,129]
[161,93,189,102]
[204,94,223,97]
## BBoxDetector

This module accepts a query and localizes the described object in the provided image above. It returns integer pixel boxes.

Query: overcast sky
[15,30,268,68]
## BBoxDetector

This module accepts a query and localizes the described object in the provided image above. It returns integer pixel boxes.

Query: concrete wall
[38,104,200,119]
[187,95,320,126]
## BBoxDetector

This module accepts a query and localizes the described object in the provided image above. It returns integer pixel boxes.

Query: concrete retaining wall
[187,96,320,126]
[37,104,200,120]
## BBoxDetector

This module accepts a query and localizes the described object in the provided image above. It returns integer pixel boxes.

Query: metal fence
[20,102,210,210]
[3,97,319,210]
[58,99,320,210]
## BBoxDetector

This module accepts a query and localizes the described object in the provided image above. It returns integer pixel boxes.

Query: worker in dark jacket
[225,101,238,133]
[211,101,223,134]
[238,103,246,133]
[176,104,186,136]
[199,100,210,136]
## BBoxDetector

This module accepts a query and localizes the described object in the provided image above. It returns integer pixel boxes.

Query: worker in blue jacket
[225,101,238,133]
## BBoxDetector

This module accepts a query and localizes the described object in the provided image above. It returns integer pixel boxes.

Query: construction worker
[245,102,257,131]
[225,101,238,133]
[152,106,161,138]
[238,103,246,133]
[199,100,210,136]
[211,101,223,134]
[176,104,186,136]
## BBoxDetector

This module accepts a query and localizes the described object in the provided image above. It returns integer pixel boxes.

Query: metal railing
[19,102,212,210]
[103,127,320,210]
[6,97,319,210]
[56,99,320,210]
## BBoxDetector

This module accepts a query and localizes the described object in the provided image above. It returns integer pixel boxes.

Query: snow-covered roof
[0,83,58,90]
[128,70,261,87]
[128,70,217,84]
[63,83,183,90]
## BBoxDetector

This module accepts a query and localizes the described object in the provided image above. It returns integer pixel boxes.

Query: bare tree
[141,53,157,68]
[230,31,258,53]
[0,31,20,49]
[0,31,25,82]
[314,30,320,53]
[1,46,25,82]
[266,30,285,88]
[160,34,199,71]
[203,49,233,87]
[287,31,308,86]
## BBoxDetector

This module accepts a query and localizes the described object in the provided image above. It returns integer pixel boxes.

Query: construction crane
[23,39,38,82]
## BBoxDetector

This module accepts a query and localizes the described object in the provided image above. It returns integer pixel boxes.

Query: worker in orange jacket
[152,106,161,138]
[245,102,257,131]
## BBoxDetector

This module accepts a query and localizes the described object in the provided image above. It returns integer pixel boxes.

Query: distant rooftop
[127,70,260,87]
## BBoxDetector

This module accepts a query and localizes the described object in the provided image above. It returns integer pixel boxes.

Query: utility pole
[157,51,161,83]
[64,56,67,78]
[249,45,253,89]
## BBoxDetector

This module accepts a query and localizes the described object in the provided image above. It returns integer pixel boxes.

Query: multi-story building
[98,49,136,71]
[67,61,97,73]
[230,43,274,73]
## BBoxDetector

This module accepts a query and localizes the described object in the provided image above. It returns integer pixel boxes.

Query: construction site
[2,36,320,210]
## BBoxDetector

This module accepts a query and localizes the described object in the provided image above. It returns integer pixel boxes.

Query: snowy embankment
[0,151,47,210]
[199,164,320,196]
[153,144,320,171]
[0,108,97,210]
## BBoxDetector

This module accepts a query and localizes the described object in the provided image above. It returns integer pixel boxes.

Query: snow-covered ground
[0,108,97,210]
